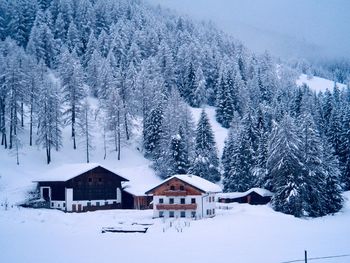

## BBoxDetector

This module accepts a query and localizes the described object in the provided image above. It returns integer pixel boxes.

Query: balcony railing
[163,190,187,196]
[156,204,197,210]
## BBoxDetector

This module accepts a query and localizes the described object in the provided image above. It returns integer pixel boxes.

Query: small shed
[217,188,273,205]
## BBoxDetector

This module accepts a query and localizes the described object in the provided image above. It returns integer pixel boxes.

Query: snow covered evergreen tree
[58,48,86,149]
[267,116,306,217]
[36,75,62,164]
[189,109,220,182]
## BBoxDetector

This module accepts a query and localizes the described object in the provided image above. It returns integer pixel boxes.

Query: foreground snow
[1,192,349,263]
[297,74,347,92]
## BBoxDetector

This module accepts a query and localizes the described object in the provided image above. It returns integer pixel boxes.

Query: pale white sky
[147,0,350,60]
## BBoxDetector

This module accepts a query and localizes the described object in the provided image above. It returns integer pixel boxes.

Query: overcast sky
[147,0,350,60]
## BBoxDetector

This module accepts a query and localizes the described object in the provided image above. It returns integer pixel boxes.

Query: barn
[34,163,129,212]
[217,188,273,205]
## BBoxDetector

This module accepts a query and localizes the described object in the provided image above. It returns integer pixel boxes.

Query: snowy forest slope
[0,0,349,217]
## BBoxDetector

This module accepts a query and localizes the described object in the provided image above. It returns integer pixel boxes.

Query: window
[191,198,196,204]
[98,178,102,183]
[159,198,164,204]
[159,211,164,218]
[169,198,174,204]
[191,211,196,218]
[180,185,184,191]
[51,202,54,207]
[58,203,60,207]
[105,201,108,206]
[96,202,100,206]
[87,202,91,207]
[212,209,215,214]
[207,209,209,215]
[170,185,175,191]
[169,211,174,218]
[180,198,185,204]
[88,178,92,183]
[180,211,186,218]
[63,203,65,207]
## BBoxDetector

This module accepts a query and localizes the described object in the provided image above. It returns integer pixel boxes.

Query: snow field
[0,193,349,263]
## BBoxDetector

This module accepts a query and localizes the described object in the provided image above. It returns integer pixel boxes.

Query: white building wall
[65,188,73,211]
[153,193,218,219]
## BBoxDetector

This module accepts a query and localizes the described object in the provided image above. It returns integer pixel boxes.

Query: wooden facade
[148,178,203,196]
[122,191,153,210]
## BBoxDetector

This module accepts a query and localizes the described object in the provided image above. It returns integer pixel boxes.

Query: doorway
[42,188,50,201]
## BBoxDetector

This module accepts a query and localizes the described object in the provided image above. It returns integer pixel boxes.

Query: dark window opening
[98,178,102,183]
[88,178,92,183]
[170,185,175,191]
[169,198,174,204]
[87,202,91,207]
[159,198,164,204]
[169,211,174,218]
[180,185,184,191]
[191,198,196,204]
[180,211,186,218]
[180,198,185,204]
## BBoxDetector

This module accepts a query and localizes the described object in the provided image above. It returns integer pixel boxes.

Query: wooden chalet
[34,163,128,212]
[146,174,222,219]
[217,188,273,205]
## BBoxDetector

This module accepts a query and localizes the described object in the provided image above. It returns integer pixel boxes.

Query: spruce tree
[189,109,220,182]
[267,116,306,217]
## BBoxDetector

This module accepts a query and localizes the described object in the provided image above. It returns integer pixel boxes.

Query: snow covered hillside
[0,117,161,205]
[1,192,349,263]
[297,74,347,92]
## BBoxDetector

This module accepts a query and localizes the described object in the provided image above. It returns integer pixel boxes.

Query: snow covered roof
[146,174,222,194]
[217,188,273,199]
[34,163,129,182]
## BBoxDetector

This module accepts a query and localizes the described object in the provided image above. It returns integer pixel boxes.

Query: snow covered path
[1,192,349,263]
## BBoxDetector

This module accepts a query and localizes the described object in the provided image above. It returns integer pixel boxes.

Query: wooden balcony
[156,204,197,210]
[163,190,187,196]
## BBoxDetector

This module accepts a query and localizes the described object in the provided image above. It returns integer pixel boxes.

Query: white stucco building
[145,174,222,219]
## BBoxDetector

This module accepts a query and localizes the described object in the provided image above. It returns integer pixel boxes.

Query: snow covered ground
[1,192,349,263]
[297,74,347,92]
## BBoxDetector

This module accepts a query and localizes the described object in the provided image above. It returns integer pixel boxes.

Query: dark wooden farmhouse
[34,163,128,212]
[217,188,273,205]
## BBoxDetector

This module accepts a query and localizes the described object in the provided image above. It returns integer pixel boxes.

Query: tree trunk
[29,103,33,146]
[86,109,89,163]
[21,102,24,127]
[117,110,121,161]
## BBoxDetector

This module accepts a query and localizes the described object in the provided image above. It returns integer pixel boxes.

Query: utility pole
[304,250,308,263]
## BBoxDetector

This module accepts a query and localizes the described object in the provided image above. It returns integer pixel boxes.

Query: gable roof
[145,174,222,194]
[217,188,273,199]
[34,163,129,182]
